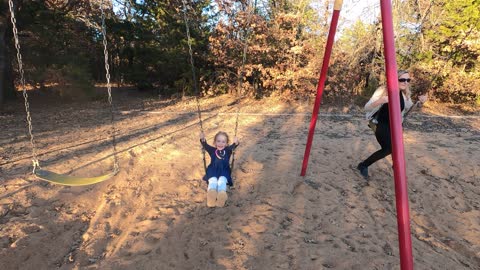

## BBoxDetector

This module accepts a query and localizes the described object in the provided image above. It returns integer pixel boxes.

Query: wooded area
[1,2,480,269]
[1,0,479,106]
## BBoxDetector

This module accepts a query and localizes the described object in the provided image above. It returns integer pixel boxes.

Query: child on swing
[200,131,239,207]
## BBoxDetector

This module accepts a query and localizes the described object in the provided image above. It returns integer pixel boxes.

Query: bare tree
[0,0,15,107]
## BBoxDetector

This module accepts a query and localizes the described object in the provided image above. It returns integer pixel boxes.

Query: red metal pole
[300,0,343,176]
[380,0,414,269]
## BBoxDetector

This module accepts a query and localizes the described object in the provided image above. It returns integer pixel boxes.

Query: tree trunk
[0,0,15,108]
[0,2,8,106]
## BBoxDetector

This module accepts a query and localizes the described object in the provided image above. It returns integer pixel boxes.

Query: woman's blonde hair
[397,69,411,100]
[213,131,230,145]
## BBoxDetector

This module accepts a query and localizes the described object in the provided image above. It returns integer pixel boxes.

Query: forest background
[0,0,479,108]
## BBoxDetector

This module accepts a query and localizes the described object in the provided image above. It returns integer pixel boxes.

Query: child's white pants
[208,176,227,192]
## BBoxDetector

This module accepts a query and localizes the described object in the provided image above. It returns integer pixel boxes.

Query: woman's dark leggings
[361,123,392,167]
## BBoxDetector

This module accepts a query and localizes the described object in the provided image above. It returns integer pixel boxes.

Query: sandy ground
[0,91,479,270]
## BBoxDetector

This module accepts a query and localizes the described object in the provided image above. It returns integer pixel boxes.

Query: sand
[1,93,479,270]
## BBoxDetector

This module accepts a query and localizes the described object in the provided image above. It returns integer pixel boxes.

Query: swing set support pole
[380,0,414,269]
[300,0,343,176]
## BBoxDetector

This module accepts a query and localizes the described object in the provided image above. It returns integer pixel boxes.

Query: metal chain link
[100,0,119,173]
[181,0,207,172]
[234,1,254,136]
[236,1,254,97]
[181,0,204,133]
[8,0,40,173]
[232,1,254,171]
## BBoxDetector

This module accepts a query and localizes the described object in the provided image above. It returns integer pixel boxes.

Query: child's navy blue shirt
[200,139,239,186]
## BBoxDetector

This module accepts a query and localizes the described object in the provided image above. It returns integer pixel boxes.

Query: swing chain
[236,1,254,97]
[8,0,40,170]
[181,0,203,131]
[181,0,207,172]
[232,1,255,171]
[235,0,255,135]
[100,0,119,173]
[32,160,40,174]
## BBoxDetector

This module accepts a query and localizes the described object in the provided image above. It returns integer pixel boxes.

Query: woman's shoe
[357,163,369,180]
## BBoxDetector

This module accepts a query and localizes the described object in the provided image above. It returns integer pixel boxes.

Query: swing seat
[35,169,118,186]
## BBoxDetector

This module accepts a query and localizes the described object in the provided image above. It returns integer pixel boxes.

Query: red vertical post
[300,0,343,176]
[380,0,414,269]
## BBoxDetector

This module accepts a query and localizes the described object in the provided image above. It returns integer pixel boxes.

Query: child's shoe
[216,191,228,207]
[207,189,217,207]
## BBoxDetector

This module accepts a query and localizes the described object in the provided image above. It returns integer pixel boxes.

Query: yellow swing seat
[35,169,117,186]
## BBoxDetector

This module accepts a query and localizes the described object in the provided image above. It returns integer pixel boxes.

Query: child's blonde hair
[213,131,230,145]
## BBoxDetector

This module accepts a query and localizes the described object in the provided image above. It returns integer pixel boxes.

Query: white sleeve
[364,86,386,120]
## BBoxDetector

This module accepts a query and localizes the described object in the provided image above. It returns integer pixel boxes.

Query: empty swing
[8,0,119,186]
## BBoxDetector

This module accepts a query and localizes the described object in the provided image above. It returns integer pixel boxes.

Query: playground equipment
[300,1,413,269]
